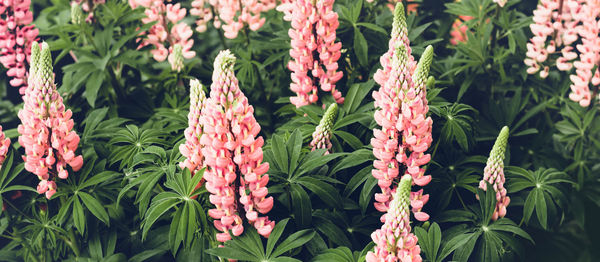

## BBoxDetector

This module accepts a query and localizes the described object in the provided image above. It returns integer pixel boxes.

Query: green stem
[5,199,32,219]
[455,188,469,211]
[67,228,81,257]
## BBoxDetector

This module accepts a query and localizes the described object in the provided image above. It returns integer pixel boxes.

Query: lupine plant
[0,0,599,261]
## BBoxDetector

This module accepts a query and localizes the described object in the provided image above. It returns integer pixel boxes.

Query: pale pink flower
[0,125,10,169]
[493,0,507,7]
[18,42,83,200]
[366,175,422,262]
[0,0,38,94]
[478,126,510,221]
[191,0,275,38]
[130,0,196,63]
[179,79,206,177]
[310,103,338,154]
[526,0,600,106]
[201,50,274,242]
[372,3,433,223]
[285,0,344,108]
[450,16,473,45]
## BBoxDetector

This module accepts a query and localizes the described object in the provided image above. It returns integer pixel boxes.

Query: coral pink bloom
[0,125,10,169]
[478,126,510,220]
[450,16,472,45]
[282,0,344,108]
[179,79,206,188]
[372,3,434,223]
[0,0,39,94]
[526,0,600,106]
[191,0,275,37]
[130,0,195,65]
[367,175,423,262]
[18,42,83,200]
[202,50,274,242]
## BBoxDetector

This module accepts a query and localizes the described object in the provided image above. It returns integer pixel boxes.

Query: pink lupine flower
[310,103,338,154]
[70,0,105,23]
[526,0,600,106]
[201,50,274,242]
[282,0,344,108]
[130,0,196,63]
[478,126,510,221]
[366,175,423,262]
[17,42,83,200]
[0,0,39,94]
[179,79,206,178]
[493,0,507,7]
[0,125,10,169]
[450,16,473,45]
[372,3,434,223]
[190,0,275,38]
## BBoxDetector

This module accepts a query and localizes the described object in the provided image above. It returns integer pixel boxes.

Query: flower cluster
[494,0,507,7]
[179,79,206,178]
[366,175,422,262]
[0,0,39,94]
[310,103,338,154]
[0,125,9,169]
[525,0,600,107]
[478,126,510,221]
[450,15,473,45]
[190,0,275,39]
[279,0,344,108]
[201,50,274,242]
[129,0,196,64]
[17,42,83,199]
[70,0,105,23]
[371,3,433,223]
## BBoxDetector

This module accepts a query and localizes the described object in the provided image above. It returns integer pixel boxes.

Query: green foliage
[0,0,598,261]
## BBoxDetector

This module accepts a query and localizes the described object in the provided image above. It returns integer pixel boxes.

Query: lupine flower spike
[18,42,84,199]
[201,50,274,242]
[190,0,275,38]
[0,0,39,94]
[366,175,423,262]
[129,0,195,63]
[310,103,338,154]
[279,0,344,108]
[168,44,184,72]
[0,125,10,169]
[478,126,510,221]
[372,3,433,223]
[179,79,206,178]
[525,0,600,107]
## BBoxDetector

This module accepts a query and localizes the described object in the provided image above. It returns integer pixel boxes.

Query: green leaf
[289,184,312,228]
[271,229,316,258]
[85,71,104,107]
[73,197,86,235]
[78,192,110,225]
[354,28,368,67]
[205,247,255,261]
[266,218,290,257]
[296,177,342,207]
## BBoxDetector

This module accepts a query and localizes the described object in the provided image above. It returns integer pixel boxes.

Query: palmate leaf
[108,125,167,169]
[205,218,314,262]
[142,168,207,255]
[506,167,573,229]
[437,103,477,151]
[414,222,471,262]
[441,185,533,262]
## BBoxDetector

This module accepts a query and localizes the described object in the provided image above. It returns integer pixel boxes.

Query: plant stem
[67,228,81,257]
[455,188,469,211]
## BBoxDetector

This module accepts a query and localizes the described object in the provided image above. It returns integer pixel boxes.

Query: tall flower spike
[285,0,344,108]
[372,2,434,223]
[179,79,206,178]
[478,126,510,221]
[168,44,184,72]
[310,103,338,154]
[18,42,83,200]
[0,125,10,169]
[0,0,39,94]
[366,175,423,262]
[201,50,274,242]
